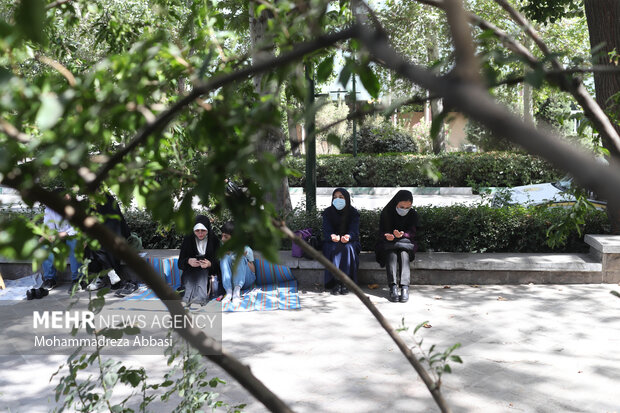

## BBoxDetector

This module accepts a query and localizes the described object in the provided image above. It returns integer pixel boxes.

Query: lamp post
[351,71,357,157]
[305,65,317,211]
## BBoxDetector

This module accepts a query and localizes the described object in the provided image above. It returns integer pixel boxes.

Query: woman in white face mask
[375,190,419,303]
[322,188,361,295]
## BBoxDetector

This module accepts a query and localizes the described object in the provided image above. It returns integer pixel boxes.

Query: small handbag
[292,228,312,258]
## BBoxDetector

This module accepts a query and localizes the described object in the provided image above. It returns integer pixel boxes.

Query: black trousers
[386,250,411,286]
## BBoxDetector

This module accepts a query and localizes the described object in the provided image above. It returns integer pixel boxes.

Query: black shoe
[388,285,400,302]
[115,281,139,297]
[41,279,57,290]
[87,276,109,291]
[68,280,88,294]
[339,284,349,295]
[399,285,409,303]
[26,288,35,300]
[110,280,124,290]
[331,283,341,295]
[34,287,49,299]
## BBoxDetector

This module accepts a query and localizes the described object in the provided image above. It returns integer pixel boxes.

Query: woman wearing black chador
[178,215,220,306]
[322,188,360,295]
[375,190,419,303]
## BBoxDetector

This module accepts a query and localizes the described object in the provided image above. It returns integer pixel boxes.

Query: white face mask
[332,198,346,210]
[396,207,410,216]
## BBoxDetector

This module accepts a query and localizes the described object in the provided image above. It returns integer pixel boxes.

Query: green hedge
[4,204,605,254]
[287,152,563,188]
[283,205,609,253]
[122,206,609,253]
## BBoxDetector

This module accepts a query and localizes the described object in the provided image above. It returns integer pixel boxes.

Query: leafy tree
[1,0,620,412]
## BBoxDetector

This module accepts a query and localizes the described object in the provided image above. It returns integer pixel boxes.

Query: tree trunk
[249,1,292,213]
[430,97,445,153]
[523,81,533,124]
[427,32,446,154]
[287,107,302,157]
[522,38,534,124]
[584,0,620,233]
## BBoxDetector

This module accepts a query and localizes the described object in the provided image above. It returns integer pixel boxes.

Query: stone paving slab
[1,283,619,412]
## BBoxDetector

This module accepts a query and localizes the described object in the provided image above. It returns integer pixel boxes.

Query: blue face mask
[332,198,346,210]
[396,207,410,216]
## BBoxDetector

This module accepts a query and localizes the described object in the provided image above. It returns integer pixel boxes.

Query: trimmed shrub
[465,120,520,152]
[287,152,563,189]
[281,205,608,253]
[157,206,606,253]
[4,204,606,254]
[342,122,419,154]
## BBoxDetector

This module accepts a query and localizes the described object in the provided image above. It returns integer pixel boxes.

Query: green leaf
[443,364,452,373]
[124,325,141,335]
[326,133,341,148]
[358,66,380,99]
[103,371,119,387]
[15,0,47,45]
[125,371,143,387]
[99,328,124,339]
[35,93,64,131]
[338,62,353,89]
[414,320,429,334]
[316,55,334,84]
[0,66,12,84]
[611,290,620,299]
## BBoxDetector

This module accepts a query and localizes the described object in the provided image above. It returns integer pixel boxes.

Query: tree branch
[314,106,379,137]
[36,55,76,87]
[443,0,481,83]
[0,119,31,143]
[415,0,539,65]
[493,0,560,69]
[357,19,620,208]
[415,0,620,158]
[492,0,620,158]
[87,26,360,192]
[274,220,454,413]
[0,177,294,413]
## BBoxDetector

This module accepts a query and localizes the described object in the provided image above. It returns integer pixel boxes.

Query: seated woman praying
[219,221,256,304]
[322,188,360,295]
[178,215,220,306]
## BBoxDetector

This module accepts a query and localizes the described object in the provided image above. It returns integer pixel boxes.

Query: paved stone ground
[1,283,619,413]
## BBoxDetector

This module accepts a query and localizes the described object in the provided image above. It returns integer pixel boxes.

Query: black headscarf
[379,190,419,233]
[96,193,131,238]
[323,188,359,236]
[192,214,218,253]
[178,215,220,274]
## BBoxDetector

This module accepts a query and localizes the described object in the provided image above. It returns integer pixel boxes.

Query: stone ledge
[584,234,620,254]
[274,251,601,273]
[0,244,609,285]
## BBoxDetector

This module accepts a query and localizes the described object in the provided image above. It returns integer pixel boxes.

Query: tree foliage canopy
[1,0,620,411]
